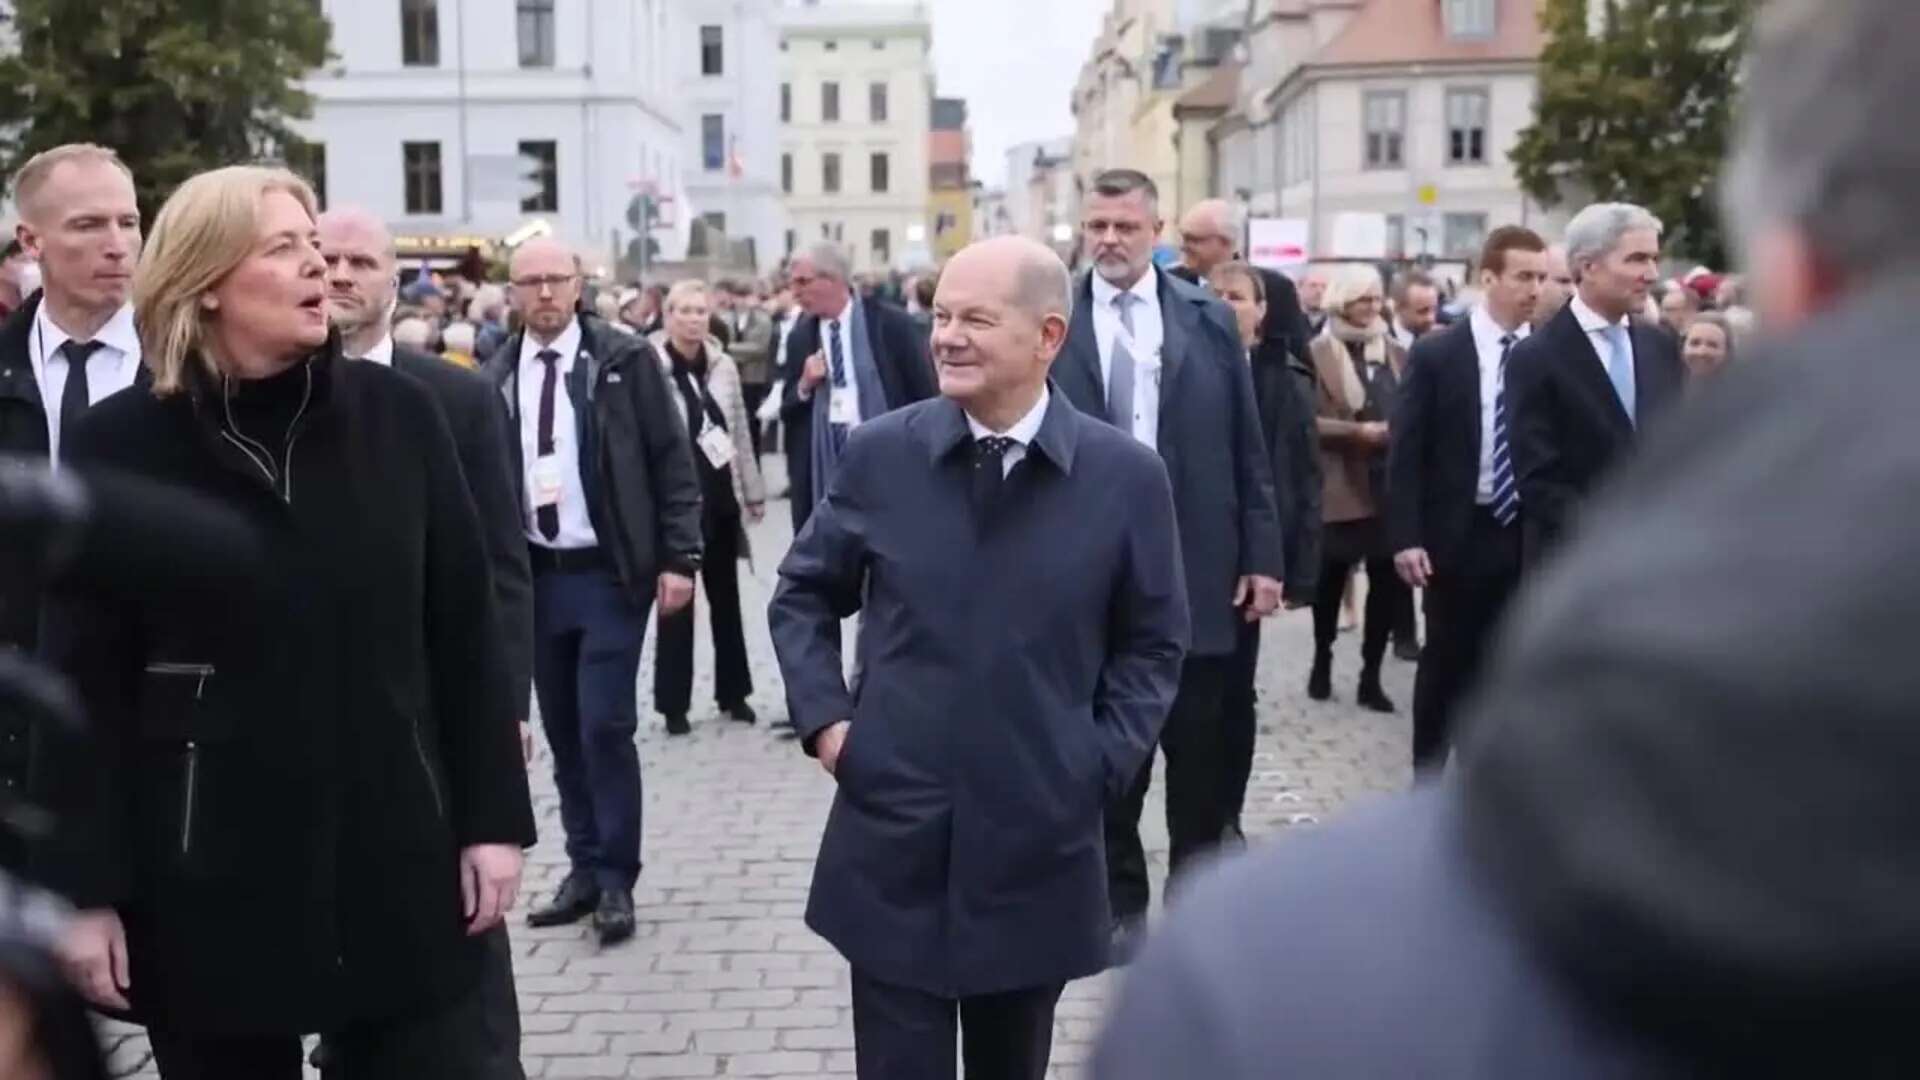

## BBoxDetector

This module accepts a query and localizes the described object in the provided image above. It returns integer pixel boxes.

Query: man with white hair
[1504,202,1685,561]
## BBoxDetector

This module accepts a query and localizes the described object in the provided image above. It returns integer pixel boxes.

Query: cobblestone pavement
[106,455,1414,1078]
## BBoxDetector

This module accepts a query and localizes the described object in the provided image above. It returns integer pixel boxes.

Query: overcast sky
[923,0,1108,188]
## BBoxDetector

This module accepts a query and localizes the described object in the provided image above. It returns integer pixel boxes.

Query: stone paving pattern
[106,458,1414,1078]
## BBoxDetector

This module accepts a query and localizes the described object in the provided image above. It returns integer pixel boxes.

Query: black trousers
[1412,510,1522,774]
[741,382,771,460]
[1312,547,1400,670]
[1221,620,1261,831]
[1106,656,1231,921]
[850,969,1063,1080]
[147,980,495,1080]
[653,518,751,717]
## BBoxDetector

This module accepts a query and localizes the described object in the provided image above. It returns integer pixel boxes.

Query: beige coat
[1310,330,1408,524]
[650,333,768,524]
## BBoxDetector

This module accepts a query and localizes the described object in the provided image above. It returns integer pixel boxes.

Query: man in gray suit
[1094,2,1920,1073]
[1053,169,1284,959]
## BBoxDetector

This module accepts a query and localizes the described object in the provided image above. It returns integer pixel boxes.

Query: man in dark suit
[1055,169,1284,956]
[778,242,937,534]
[318,207,534,1079]
[1388,225,1548,776]
[1506,202,1685,565]
[1170,198,1313,364]
[770,235,1187,1079]
[0,143,146,857]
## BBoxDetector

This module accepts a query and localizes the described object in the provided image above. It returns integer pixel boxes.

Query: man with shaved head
[482,236,702,947]
[318,206,533,1077]
[771,235,1188,1079]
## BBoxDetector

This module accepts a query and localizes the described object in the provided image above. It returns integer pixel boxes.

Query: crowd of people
[0,0,1916,1074]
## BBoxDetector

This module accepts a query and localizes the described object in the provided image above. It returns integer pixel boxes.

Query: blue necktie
[1602,324,1636,425]
[828,319,849,454]
[1489,333,1519,527]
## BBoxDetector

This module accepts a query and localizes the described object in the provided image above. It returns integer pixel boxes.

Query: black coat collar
[917,384,1081,476]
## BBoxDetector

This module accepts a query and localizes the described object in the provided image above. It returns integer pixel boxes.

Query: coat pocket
[136,662,222,862]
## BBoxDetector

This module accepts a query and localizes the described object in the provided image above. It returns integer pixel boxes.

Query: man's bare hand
[814,721,851,777]
[1395,548,1433,589]
[1362,421,1391,448]
[799,351,828,393]
[57,909,130,1011]
[658,572,695,615]
[460,844,524,936]
[1235,575,1284,621]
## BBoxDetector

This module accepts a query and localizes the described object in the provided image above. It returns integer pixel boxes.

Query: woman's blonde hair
[665,279,711,313]
[1320,263,1385,317]
[135,165,319,396]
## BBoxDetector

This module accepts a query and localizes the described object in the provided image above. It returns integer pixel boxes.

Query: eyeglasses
[511,273,578,292]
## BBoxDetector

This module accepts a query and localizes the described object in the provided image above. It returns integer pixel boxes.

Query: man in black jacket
[485,239,702,947]
[778,242,937,534]
[1056,170,1285,959]
[1170,198,1313,365]
[1388,226,1547,776]
[319,207,533,1077]
[0,144,146,862]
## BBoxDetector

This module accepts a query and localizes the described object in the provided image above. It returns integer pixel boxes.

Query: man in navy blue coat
[1054,169,1284,953]
[769,235,1189,1079]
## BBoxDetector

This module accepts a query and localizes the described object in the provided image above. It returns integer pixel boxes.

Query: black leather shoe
[721,700,757,725]
[527,874,601,928]
[1394,639,1423,663]
[1357,672,1397,714]
[1307,651,1333,702]
[594,891,636,946]
[664,713,692,736]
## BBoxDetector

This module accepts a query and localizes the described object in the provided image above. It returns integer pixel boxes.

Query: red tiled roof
[1311,0,1543,67]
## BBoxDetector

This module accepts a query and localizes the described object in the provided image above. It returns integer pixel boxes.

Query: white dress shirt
[964,387,1050,477]
[774,309,797,372]
[33,301,141,463]
[1469,305,1529,503]
[352,335,395,367]
[1570,293,1636,386]
[1089,266,1165,451]
[516,318,599,549]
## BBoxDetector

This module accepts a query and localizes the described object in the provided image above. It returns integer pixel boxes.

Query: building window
[869,81,888,123]
[517,0,555,68]
[781,152,793,194]
[785,228,796,257]
[871,228,890,266]
[520,140,558,212]
[781,83,791,123]
[285,139,327,210]
[1446,88,1491,165]
[869,152,889,194]
[401,0,438,66]
[1444,212,1489,258]
[822,82,840,123]
[822,152,841,194]
[1363,90,1406,170]
[702,114,726,172]
[1445,0,1497,38]
[700,25,723,76]
[403,141,442,215]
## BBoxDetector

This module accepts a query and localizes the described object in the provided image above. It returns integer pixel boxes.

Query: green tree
[1512,0,1752,266]
[0,0,331,217]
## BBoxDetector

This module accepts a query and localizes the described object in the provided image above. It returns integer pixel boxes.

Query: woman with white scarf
[1306,263,1409,714]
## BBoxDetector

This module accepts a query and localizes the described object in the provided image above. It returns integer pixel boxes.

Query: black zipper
[146,662,215,856]
[410,719,446,821]
[218,363,314,502]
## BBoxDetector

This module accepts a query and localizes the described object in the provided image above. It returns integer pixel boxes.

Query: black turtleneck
[225,357,314,466]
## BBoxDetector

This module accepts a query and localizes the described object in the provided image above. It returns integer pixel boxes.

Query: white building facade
[777,1,932,275]
[676,0,787,271]
[298,0,688,270]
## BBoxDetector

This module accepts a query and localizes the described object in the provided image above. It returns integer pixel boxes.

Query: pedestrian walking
[0,144,144,850]
[719,280,777,465]
[1306,263,1408,714]
[319,205,534,1079]
[1507,202,1686,564]
[770,236,1187,1079]
[648,280,765,736]
[1054,169,1284,962]
[36,164,534,1078]
[1388,226,1547,777]
[487,239,703,947]
[776,242,937,534]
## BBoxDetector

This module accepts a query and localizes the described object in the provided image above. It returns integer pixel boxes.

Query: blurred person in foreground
[1206,259,1321,841]
[1094,2,1920,1073]
[36,165,534,1077]
[486,239,701,948]
[1389,226,1547,777]
[770,236,1186,1079]
[646,281,765,736]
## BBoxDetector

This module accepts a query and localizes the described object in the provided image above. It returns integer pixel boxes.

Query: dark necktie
[59,339,103,445]
[828,320,847,390]
[971,435,1015,521]
[536,349,561,542]
[1490,333,1520,526]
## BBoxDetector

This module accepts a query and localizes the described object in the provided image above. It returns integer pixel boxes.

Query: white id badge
[829,386,858,426]
[698,426,737,469]
[532,455,564,508]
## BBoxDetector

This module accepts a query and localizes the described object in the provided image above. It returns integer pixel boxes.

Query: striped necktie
[1489,333,1520,527]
